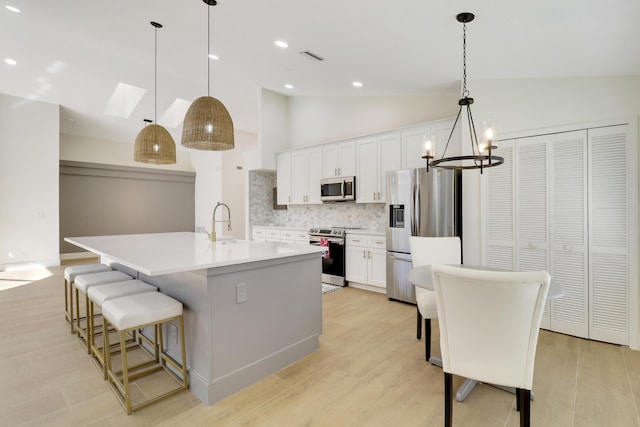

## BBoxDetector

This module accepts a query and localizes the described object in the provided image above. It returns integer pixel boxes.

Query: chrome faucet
[208,202,232,242]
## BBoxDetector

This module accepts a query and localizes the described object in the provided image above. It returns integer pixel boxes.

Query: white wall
[61,134,194,171]
[461,75,640,267]
[287,94,459,147]
[221,130,258,239]
[258,88,289,170]
[0,93,59,267]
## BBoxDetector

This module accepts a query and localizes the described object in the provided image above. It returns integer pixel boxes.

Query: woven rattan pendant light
[134,21,177,164]
[181,0,234,151]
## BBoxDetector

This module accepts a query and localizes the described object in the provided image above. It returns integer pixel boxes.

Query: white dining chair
[409,236,461,361]
[430,264,550,427]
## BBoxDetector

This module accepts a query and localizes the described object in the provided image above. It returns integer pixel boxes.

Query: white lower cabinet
[252,227,309,244]
[346,234,386,291]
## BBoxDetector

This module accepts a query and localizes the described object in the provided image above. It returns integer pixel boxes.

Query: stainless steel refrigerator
[386,168,462,303]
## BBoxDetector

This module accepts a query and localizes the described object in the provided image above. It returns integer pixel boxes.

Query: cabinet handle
[367,250,371,259]
[563,244,573,251]
[529,243,539,249]
[363,250,366,259]
[288,196,291,203]
[373,240,384,244]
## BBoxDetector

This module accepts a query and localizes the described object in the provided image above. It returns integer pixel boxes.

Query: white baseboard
[348,281,386,294]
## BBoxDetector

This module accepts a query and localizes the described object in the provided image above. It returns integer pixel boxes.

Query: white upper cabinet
[323,140,356,178]
[276,152,292,205]
[401,118,459,169]
[356,132,401,203]
[289,146,322,205]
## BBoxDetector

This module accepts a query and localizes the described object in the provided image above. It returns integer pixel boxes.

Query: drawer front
[266,230,281,239]
[367,236,386,249]
[346,235,367,247]
[252,228,266,238]
[281,230,296,240]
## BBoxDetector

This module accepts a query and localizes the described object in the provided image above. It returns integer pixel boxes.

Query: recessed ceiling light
[285,84,294,89]
[208,54,219,60]
[5,5,20,13]
[352,81,363,87]
[5,58,17,65]
[275,40,288,48]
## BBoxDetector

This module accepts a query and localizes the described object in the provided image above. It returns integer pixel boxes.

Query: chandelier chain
[462,22,468,97]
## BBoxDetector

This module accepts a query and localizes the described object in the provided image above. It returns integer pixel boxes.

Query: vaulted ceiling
[1,0,638,144]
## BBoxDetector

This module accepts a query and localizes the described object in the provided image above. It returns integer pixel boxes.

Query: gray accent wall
[59,161,195,254]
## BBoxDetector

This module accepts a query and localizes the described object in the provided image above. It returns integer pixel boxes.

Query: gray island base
[65,232,323,405]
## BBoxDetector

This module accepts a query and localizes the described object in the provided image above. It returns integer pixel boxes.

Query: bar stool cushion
[88,280,157,306]
[75,271,133,293]
[65,264,111,281]
[102,292,183,331]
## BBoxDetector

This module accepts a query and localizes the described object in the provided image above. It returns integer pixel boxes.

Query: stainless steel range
[308,227,346,286]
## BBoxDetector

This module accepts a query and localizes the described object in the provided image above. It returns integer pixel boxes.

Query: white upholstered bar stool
[409,236,461,362]
[87,280,158,378]
[74,270,133,352]
[64,264,112,333]
[102,292,188,414]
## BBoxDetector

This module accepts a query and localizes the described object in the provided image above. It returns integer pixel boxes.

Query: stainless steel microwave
[320,176,356,202]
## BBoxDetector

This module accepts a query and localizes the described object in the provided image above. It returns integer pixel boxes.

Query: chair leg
[516,388,521,411]
[444,372,453,427]
[520,389,531,427]
[416,307,422,339]
[424,318,431,361]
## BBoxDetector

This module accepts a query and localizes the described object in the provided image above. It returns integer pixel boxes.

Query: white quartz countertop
[344,229,385,236]
[65,232,322,276]
[252,225,310,231]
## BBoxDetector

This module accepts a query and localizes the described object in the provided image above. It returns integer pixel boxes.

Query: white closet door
[549,131,588,338]
[516,136,550,327]
[588,125,629,345]
[486,140,515,269]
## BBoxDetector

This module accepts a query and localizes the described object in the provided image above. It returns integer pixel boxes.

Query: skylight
[103,82,146,118]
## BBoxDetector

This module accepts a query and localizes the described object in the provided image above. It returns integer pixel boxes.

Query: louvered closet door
[486,140,515,269]
[588,125,629,345]
[516,136,550,328]
[549,131,588,338]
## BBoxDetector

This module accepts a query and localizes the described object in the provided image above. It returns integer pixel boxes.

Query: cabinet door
[356,137,378,203]
[485,140,515,269]
[402,125,431,169]
[549,131,588,338]
[276,152,292,205]
[322,143,340,178]
[378,133,401,202]
[291,150,308,204]
[307,147,322,204]
[516,137,550,328]
[338,140,356,176]
[346,245,368,283]
[368,248,387,288]
[588,125,630,345]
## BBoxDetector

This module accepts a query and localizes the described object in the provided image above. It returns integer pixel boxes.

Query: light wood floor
[1,263,640,426]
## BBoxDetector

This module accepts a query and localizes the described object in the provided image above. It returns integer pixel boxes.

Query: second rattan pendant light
[181,0,234,151]
[134,22,177,165]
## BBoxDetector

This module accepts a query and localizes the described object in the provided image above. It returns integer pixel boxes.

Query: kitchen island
[65,232,323,405]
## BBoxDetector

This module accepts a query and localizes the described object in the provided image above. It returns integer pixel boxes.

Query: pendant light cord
[207,4,211,97]
[154,24,158,123]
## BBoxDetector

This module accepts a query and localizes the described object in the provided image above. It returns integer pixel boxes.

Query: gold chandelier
[181,0,234,151]
[134,21,177,165]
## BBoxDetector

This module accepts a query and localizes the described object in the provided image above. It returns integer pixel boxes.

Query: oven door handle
[309,237,345,245]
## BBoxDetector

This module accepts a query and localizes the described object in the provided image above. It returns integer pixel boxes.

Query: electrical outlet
[236,283,247,303]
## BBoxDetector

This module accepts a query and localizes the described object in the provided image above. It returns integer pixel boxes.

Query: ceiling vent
[300,51,325,62]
